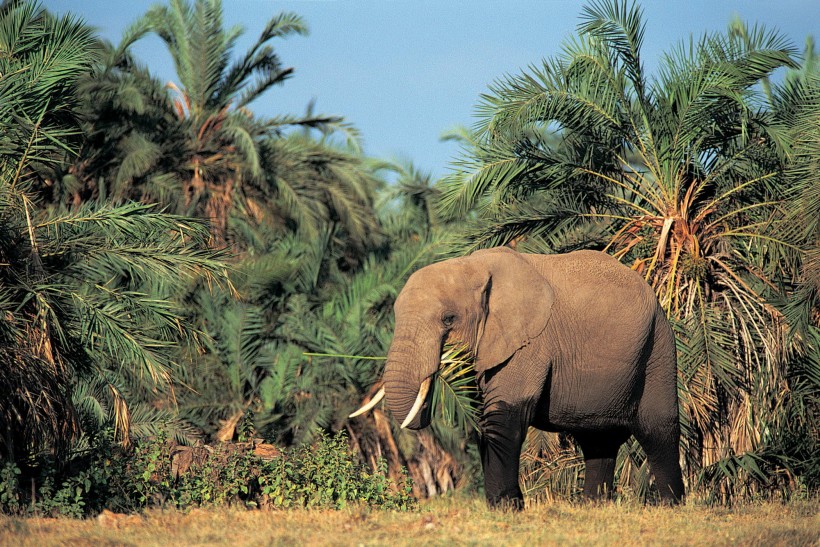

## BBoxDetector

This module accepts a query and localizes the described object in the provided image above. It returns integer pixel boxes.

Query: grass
[1,496,817,546]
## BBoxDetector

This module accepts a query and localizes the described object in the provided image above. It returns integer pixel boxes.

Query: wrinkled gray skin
[383,247,684,508]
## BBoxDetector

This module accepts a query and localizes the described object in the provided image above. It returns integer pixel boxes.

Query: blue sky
[46,1,817,178]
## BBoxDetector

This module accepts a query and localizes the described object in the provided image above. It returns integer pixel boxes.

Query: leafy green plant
[0,463,21,515]
[105,430,414,512]
[32,473,91,519]
[261,433,414,510]
[0,428,414,518]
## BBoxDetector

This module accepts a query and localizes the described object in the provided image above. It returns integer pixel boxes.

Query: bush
[0,463,21,514]
[0,431,414,517]
[0,458,111,518]
[259,433,413,510]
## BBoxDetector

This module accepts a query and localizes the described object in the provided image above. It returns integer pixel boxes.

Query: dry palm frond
[0,347,79,460]
[519,429,583,502]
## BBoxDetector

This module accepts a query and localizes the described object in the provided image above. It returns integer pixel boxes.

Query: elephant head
[369,247,555,429]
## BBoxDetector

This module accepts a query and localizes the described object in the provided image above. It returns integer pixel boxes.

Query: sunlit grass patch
[2,497,817,546]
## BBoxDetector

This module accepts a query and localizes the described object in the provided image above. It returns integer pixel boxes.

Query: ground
[1,497,817,546]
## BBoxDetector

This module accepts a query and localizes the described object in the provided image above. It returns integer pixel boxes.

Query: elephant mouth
[349,344,475,430]
[348,375,434,429]
[399,376,433,429]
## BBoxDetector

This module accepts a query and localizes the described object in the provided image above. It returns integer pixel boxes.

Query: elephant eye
[441,313,457,327]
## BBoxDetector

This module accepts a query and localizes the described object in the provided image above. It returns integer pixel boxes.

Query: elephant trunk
[382,331,441,430]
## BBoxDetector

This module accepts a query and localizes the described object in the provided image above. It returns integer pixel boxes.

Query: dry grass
[1,496,817,546]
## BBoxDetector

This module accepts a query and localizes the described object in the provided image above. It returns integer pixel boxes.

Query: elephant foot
[579,480,616,503]
[650,490,685,506]
[486,494,524,511]
[577,493,614,505]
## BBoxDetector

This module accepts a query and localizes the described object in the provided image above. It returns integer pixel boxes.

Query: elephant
[350,246,685,508]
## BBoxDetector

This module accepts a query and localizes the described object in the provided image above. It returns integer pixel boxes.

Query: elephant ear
[470,247,554,374]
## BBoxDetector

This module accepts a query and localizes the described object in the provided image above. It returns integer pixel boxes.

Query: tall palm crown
[0,0,94,186]
[116,0,383,252]
[126,0,309,241]
[441,0,811,486]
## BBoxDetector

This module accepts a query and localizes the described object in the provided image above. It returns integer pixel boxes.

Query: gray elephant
[351,246,684,508]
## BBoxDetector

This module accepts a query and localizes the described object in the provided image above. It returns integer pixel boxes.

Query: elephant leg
[574,430,629,500]
[636,319,685,503]
[479,403,528,510]
[634,424,685,504]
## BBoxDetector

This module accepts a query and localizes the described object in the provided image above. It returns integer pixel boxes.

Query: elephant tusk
[348,386,385,418]
[400,377,432,429]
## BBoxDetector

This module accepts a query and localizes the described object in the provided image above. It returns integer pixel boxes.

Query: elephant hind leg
[636,316,685,503]
[634,424,685,504]
[574,430,629,500]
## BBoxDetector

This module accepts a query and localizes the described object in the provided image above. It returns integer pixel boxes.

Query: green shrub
[32,472,91,519]
[0,456,109,518]
[113,431,415,511]
[0,430,414,517]
[259,433,413,510]
[0,431,121,517]
[0,463,21,514]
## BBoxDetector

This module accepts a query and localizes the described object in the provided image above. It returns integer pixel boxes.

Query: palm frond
[430,345,480,433]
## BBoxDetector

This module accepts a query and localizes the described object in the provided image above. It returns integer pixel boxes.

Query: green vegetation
[0,430,413,517]
[0,0,816,520]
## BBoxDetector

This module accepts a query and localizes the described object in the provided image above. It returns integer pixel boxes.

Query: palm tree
[376,161,441,237]
[56,42,190,208]
[0,0,96,458]
[768,38,820,490]
[255,131,385,259]
[51,0,385,256]
[778,38,819,332]
[0,0,230,459]
[30,0,389,457]
[440,0,811,497]
[0,0,94,190]
[121,0,358,244]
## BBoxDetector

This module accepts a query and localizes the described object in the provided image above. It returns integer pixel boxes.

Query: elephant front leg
[479,403,528,510]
